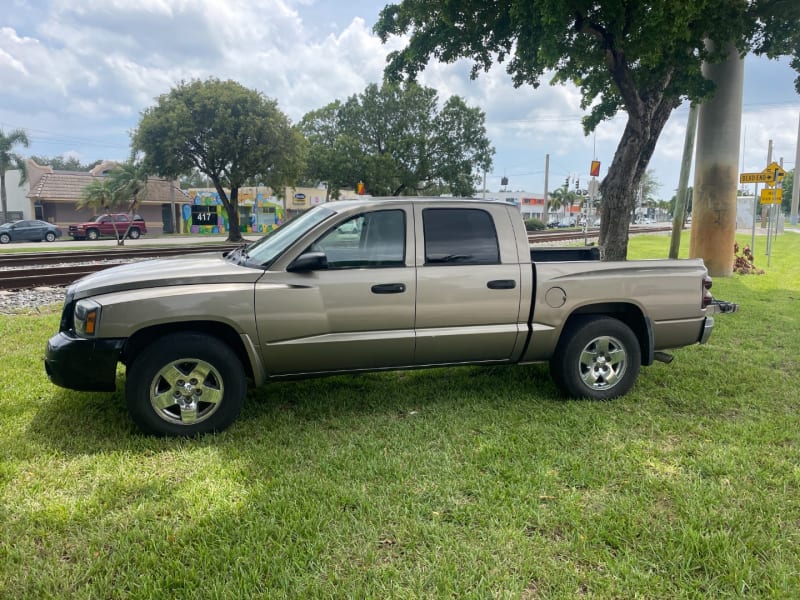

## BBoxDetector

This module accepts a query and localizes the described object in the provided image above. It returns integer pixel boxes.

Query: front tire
[45,232,56,242]
[126,332,247,436]
[550,316,641,400]
[0,233,10,244]
[87,229,99,241]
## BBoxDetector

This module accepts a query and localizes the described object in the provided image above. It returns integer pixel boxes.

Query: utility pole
[670,104,699,258]
[689,41,744,277]
[791,114,799,226]
[544,154,550,221]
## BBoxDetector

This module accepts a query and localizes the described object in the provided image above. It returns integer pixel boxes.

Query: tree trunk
[598,98,675,260]
[689,42,744,277]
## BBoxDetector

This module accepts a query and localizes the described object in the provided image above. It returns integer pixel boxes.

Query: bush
[524,218,546,231]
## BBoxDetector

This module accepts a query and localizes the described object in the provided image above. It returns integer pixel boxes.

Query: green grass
[2,232,799,598]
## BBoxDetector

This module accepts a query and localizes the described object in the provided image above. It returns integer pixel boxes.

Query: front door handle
[371,283,406,294]
[487,279,516,290]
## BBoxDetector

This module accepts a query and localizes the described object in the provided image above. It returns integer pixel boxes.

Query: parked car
[0,219,63,244]
[68,214,147,241]
[557,217,577,228]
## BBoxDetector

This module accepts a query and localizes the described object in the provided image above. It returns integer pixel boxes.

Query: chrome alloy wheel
[149,359,225,425]
[578,335,628,391]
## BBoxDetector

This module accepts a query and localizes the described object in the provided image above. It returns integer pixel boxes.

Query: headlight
[74,299,102,336]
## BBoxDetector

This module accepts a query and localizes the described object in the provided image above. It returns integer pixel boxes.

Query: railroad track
[0,243,241,291]
[1,226,675,291]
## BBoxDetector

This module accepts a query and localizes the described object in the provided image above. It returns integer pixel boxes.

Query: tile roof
[27,161,186,205]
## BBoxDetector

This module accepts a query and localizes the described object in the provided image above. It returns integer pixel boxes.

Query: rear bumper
[699,316,714,345]
[45,332,126,392]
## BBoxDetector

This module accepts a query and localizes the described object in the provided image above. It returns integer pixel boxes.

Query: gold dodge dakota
[45,199,728,436]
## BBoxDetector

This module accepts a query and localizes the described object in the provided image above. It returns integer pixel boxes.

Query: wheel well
[565,303,653,366]
[121,321,255,379]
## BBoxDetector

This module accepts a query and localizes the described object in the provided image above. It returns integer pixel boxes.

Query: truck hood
[69,252,264,300]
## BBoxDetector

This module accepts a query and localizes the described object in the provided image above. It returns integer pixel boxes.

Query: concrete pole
[670,103,699,258]
[544,154,550,220]
[689,41,744,277]
[791,114,799,226]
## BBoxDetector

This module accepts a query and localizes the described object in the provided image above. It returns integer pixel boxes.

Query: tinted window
[423,208,500,265]
[310,210,405,269]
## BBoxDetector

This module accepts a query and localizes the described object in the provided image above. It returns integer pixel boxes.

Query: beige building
[26,159,186,233]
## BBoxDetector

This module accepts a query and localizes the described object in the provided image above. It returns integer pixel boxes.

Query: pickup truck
[45,199,729,436]
[68,213,147,240]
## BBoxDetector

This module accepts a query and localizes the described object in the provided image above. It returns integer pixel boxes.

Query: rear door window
[422,208,500,265]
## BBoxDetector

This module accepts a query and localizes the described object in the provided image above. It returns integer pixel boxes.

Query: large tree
[299,82,494,197]
[0,128,29,224]
[375,0,800,260]
[133,78,305,242]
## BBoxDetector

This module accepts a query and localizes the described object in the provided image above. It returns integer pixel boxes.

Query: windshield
[235,205,336,267]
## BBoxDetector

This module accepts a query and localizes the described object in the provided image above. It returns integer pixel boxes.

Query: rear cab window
[422,208,500,265]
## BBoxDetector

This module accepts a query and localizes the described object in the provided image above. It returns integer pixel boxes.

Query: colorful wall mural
[185,187,284,234]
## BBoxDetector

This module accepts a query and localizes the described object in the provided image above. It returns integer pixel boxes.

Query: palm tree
[550,186,578,223]
[0,128,30,224]
[77,178,124,242]
[107,159,149,245]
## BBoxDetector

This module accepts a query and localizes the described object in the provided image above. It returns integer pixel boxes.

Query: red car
[68,214,147,241]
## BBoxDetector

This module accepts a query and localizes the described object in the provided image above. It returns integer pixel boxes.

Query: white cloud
[0,1,797,194]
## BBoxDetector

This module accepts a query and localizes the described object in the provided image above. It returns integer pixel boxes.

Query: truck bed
[530,246,601,262]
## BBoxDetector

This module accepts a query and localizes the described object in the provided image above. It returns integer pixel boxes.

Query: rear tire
[126,332,247,436]
[550,316,641,400]
[128,228,141,239]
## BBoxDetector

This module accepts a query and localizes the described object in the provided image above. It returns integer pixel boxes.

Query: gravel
[0,287,66,313]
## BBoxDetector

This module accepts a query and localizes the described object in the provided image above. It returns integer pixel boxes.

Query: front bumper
[45,332,126,392]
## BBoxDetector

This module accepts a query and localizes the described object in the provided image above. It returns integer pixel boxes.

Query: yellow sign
[740,161,788,184]
[760,188,783,204]
[740,172,773,184]
[764,161,787,182]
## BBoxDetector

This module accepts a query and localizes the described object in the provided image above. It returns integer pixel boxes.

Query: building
[184,185,363,234]
[26,159,186,233]
[0,169,29,223]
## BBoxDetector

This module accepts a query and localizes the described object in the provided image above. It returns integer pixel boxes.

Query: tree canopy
[298,82,494,197]
[133,78,305,242]
[375,0,800,259]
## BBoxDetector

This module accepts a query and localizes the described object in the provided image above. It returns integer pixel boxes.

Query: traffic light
[564,177,570,188]
[575,178,580,190]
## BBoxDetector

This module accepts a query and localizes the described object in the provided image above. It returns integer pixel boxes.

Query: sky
[2,0,799,200]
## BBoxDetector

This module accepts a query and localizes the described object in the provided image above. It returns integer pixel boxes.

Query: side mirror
[287,251,328,273]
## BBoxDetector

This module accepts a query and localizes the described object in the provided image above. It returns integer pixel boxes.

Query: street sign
[760,188,783,204]
[740,161,788,184]
[741,172,774,184]
[764,161,787,182]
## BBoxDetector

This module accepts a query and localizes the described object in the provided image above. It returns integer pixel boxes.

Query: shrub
[524,218,546,231]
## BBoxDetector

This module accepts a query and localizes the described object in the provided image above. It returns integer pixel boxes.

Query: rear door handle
[487,279,516,290]
[371,283,406,294]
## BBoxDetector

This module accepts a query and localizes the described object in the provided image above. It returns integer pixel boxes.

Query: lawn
[1,231,798,598]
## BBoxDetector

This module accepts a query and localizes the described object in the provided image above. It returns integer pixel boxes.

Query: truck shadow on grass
[28,363,567,454]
